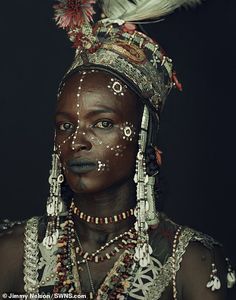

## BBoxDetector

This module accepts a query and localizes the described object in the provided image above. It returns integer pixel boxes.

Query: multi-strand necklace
[53,202,137,298]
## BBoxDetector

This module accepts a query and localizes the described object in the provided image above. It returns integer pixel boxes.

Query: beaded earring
[43,144,64,249]
[134,106,159,268]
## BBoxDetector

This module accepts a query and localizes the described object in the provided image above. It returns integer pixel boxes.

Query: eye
[94,120,113,129]
[57,122,74,131]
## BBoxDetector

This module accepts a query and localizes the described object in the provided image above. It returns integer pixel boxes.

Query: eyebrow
[88,107,116,114]
[55,112,72,118]
[56,106,121,118]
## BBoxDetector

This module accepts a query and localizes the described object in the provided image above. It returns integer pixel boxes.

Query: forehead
[56,70,141,120]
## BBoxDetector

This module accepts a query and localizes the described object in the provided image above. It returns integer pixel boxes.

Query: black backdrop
[0,0,235,295]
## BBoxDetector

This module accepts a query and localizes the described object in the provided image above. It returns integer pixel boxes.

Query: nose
[71,131,92,152]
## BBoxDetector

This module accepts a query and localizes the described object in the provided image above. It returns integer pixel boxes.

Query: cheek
[105,144,127,158]
[95,123,138,170]
[96,138,138,177]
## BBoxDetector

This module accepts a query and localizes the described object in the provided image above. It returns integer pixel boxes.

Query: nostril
[80,145,87,150]
[71,139,92,152]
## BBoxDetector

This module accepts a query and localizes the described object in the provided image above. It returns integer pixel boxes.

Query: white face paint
[97,160,110,173]
[120,122,136,142]
[106,144,127,158]
[55,70,139,184]
[107,78,127,96]
[55,70,105,154]
[71,71,87,150]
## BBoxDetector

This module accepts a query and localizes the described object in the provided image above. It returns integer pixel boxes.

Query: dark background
[0,0,235,296]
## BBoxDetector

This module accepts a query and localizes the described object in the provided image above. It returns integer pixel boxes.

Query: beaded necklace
[53,209,76,294]
[71,200,135,224]
[53,207,138,298]
[75,228,137,265]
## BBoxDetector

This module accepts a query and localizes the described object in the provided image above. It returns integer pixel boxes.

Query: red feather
[54,0,96,30]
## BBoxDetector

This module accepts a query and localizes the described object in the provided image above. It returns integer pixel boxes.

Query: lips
[67,158,96,174]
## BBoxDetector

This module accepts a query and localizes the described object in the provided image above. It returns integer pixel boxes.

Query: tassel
[134,106,154,267]
[43,146,64,249]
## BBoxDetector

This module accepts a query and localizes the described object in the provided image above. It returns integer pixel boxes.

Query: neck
[72,178,136,235]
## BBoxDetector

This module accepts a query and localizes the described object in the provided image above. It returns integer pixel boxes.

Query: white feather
[100,0,202,22]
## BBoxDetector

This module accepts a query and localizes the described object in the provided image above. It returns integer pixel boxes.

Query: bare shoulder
[178,238,227,300]
[0,222,26,293]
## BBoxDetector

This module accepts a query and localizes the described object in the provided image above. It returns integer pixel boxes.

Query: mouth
[67,158,97,174]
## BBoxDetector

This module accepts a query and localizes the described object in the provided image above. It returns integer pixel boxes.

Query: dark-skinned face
[55,70,142,194]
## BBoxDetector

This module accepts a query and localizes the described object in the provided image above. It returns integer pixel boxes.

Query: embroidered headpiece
[54,0,200,114]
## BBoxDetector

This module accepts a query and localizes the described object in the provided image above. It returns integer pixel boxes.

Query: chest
[24,218,194,299]
[77,257,119,293]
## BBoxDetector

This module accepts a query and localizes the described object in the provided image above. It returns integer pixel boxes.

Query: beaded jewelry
[133,105,159,268]
[43,145,64,249]
[171,226,182,300]
[75,228,137,265]
[71,200,135,224]
[53,210,77,294]
[52,204,138,297]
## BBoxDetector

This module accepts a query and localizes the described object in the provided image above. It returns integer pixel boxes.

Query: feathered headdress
[100,0,201,23]
[54,0,201,30]
[53,0,200,93]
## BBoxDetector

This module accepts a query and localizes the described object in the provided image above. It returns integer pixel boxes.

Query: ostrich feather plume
[100,0,202,22]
